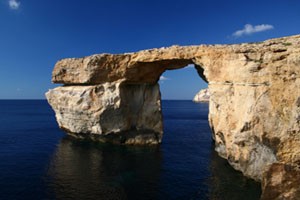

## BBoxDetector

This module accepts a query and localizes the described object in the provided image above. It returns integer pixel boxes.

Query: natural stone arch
[47,60,207,145]
[48,49,210,145]
[47,35,300,198]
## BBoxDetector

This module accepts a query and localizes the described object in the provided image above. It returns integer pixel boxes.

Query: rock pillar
[46,82,163,144]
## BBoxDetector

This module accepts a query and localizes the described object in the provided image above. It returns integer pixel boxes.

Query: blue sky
[0,0,299,99]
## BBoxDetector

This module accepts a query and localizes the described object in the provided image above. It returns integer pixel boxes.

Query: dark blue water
[0,100,261,200]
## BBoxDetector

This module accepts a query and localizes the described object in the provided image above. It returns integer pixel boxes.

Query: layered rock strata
[47,34,300,198]
[193,88,210,102]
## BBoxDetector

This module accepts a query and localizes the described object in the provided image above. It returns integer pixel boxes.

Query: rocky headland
[193,88,210,102]
[46,34,300,199]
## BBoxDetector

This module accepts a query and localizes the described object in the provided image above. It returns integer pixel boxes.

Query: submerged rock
[47,34,300,199]
[193,88,210,102]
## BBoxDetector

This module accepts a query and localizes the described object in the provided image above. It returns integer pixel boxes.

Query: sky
[0,0,299,99]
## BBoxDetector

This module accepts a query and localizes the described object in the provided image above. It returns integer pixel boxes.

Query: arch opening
[158,64,208,100]
[157,64,211,147]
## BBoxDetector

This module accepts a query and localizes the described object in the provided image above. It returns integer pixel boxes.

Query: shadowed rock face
[46,34,300,198]
[261,163,300,200]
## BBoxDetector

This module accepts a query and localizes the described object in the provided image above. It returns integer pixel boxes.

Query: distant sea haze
[0,100,260,199]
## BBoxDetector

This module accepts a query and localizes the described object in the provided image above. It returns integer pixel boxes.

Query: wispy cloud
[159,75,170,81]
[232,24,274,37]
[8,0,20,10]
[159,75,170,84]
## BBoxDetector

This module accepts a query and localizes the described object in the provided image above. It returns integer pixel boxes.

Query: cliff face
[261,163,300,200]
[46,34,300,198]
[193,88,210,102]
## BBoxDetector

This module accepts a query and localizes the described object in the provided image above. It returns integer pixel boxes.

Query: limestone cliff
[193,88,210,102]
[46,34,300,199]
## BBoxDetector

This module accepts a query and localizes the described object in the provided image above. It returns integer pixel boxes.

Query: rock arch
[46,35,300,198]
[47,46,211,145]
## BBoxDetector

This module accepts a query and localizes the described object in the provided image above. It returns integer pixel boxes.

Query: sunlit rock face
[206,36,300,182]
[47,34,300,197]
[193,88,210,102]
[46,83,162,145]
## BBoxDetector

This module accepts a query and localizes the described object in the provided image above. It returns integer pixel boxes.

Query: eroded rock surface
[46,83,162,144]
[261,163,300,200]
[193,88,210,102]
[47,34,300,198]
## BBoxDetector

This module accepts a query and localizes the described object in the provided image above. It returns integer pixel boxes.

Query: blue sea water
[0,100,261,200]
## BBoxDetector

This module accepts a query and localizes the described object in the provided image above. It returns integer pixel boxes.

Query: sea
[0,100,261,200]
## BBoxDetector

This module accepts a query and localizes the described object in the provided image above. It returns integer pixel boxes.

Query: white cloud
[233,24,274,37]
[159,75,170,81]
[159,76,170,81]
[8,0,20,10]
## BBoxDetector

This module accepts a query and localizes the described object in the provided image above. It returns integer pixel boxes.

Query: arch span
[46,35,300,196]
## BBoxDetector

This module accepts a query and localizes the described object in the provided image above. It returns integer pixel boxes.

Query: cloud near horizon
[233,24,274,37]
[159,75,170,81]
[159,75,171,84]
[8,0,20,10]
